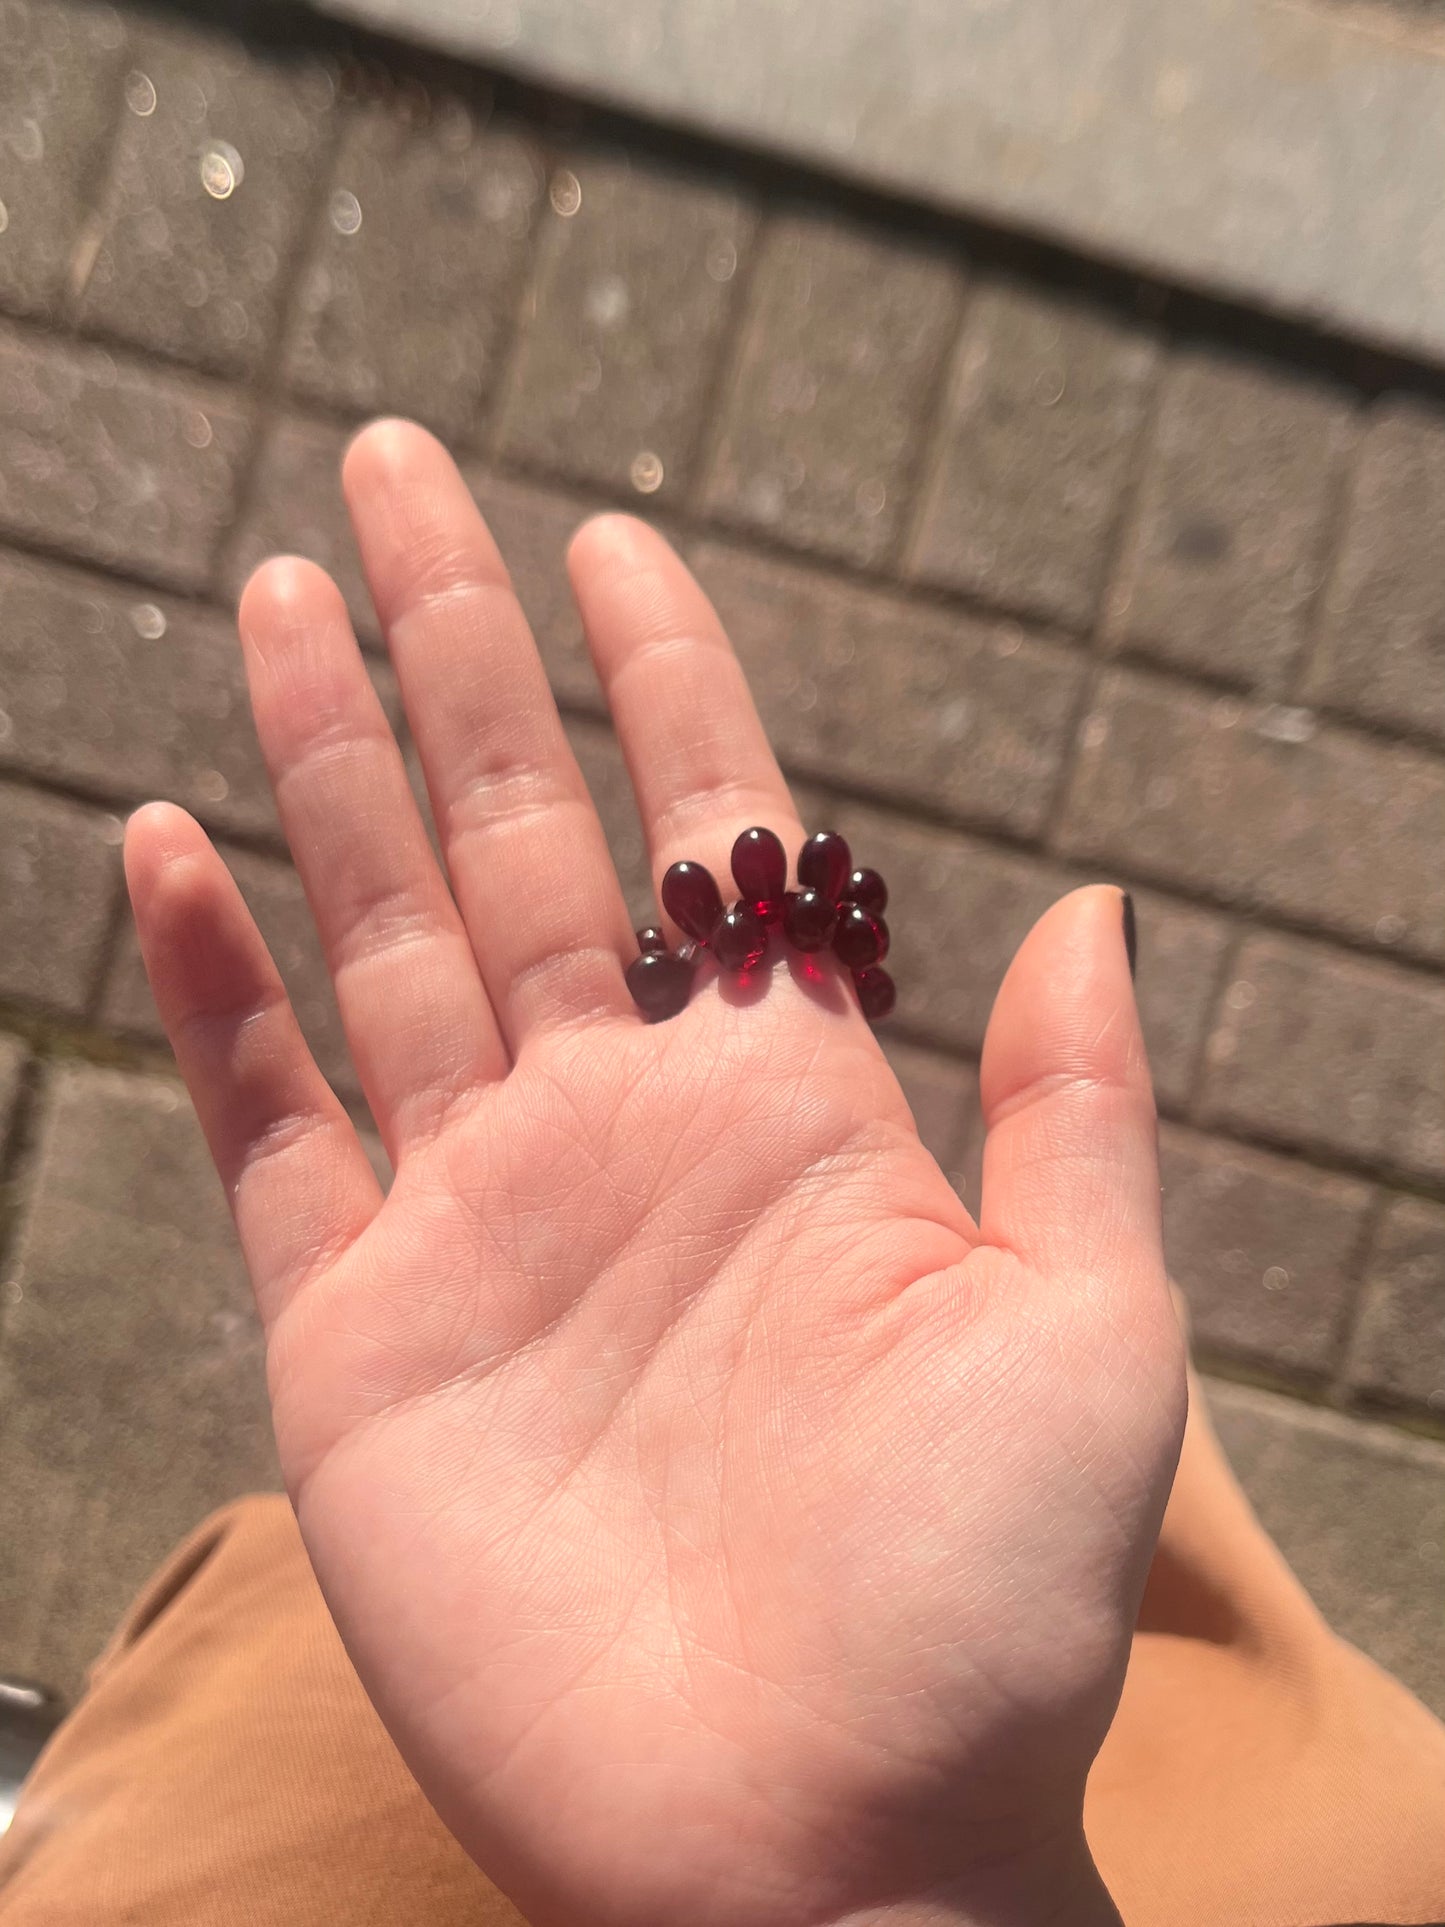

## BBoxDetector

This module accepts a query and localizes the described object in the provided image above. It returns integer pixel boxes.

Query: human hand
[126,422,1184,1927]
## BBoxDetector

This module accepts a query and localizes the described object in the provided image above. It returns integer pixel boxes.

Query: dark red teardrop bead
[711,902,768,971]
[833,904,886,970]
[853,966,896,1022]
[843,867,888,917]
[731,826,787,904]
[626,949,693,1021]
[635,925,668,955]
[797,830,851,901]
[661,860,724,942]
[783,887,838,952]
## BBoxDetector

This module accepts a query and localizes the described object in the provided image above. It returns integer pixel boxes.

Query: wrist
[830,1830,1121,1927]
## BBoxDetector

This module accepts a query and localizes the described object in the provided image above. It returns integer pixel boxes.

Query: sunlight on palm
[126,421,1183,1927]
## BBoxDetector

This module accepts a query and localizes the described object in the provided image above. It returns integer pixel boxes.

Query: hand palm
[129,424,1183,1927]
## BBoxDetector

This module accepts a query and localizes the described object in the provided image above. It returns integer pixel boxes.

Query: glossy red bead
[731,826,787,905]
[853,966,896,1022]
[833,905,887,969]
[843,867,888,917]
[711,902,768,971]
[783,888,838,952]
[661,860,724,942]
[635,925,668,955]
[626,950,693,1020]
[797,830,851,902]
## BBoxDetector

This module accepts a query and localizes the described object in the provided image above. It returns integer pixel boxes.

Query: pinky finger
[125,803,383,1329]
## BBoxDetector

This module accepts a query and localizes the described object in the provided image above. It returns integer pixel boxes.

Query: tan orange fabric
[2,1382,1443,1926]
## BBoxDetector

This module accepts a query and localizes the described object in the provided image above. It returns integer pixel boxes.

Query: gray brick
[1109,352,1353,690]
[880,1038,980,1205]
[222,412,374,643]
[0,325,250,588]
[0,552,271,834]
[1200,933,1445,1185]
[0,782,117,1014]
[0,1032,29,1141]
[0,1065,276,1691]
[498,150,752,499]
[75,20,338,376]
[825,807,1055,1055]
[465,465,602,710]
[906,283,1156,629]
[104,844,356,1101]
[1304,400,1445,746]
[564,713,651,926]
[0,548,401,833]
[1160,1123,1373,1378]
[1209,1378,1445,1718]
[690,541,1084,839]
[285,95,541,438]
[828,803,1230,1109]
[0,0,128,318]
[1123,891,1235,1113]
[1056,666,1445,962]
[703,211,962,567]
[1348,1195,1445,1416]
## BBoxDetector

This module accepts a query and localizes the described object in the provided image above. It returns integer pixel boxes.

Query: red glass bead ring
[783,888,838,952]
[661,860,724,943]
[843,867,887,917]
[833,905,888,971]
[627,829,897,1022]
[731,826,787,912]
[626,949,694,1021]
[797,830,851,902]
[711,902,769,971]
[853,967,896,1022]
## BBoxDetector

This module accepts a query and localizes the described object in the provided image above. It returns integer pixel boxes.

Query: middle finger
[344,421,636,1054]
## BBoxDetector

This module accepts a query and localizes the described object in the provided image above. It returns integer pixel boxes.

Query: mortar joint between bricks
[877,259,973,580]
[1279,398,1368,707]
[1171,916,1250,1123]
[206,83,356,605]
[0,768,292,868]
[1325,1185,1397,1413]
[467,121,574,465]
[82,865,138,1032]
[676,202,775,521]
[1036,333,1169,849]
[0,1051,49,1299]
[1085,322,1170,650]
[485,436,1090,651]
[55,34,135,329]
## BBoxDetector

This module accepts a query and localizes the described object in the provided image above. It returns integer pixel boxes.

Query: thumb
[977,885,1163,1291]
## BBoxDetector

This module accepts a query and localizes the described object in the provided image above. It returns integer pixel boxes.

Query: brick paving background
[2,0,1444,1712]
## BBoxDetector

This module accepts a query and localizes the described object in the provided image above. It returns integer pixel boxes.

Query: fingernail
[1121,890,1138,982]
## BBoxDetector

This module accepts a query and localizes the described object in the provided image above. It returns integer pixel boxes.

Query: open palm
[127,423,1184,1927]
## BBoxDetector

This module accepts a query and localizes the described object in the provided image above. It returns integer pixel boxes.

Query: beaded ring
[624,827,895,1024]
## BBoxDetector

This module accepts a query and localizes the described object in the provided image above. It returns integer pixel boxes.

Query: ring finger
[567,515,809,944]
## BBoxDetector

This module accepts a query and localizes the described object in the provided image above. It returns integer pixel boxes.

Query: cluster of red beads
[624,826,895,1024]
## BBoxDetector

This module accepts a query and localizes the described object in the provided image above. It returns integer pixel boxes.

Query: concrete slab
[0,1067,278,1697]
[311,0,1445,364]
[1208,1377,1445,1716]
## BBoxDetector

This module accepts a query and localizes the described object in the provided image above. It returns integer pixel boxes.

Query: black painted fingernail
[1121,890,1137,981]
